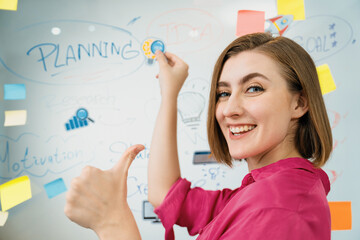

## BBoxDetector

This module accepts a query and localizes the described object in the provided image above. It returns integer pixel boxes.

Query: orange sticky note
[316,64,336,95]
[0,0,18,11]
[0,176,32,212]
[236,10,265,37]
[329,201,352,230]
[277,0,305,20]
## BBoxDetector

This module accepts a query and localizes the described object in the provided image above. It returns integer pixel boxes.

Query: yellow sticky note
[277,0,305,20]
[0,176,32,212]
[4,110,27,127]
[316,64,336,95]
[0,0,18,11]
[0,211,9,227]
[329,201,352,230]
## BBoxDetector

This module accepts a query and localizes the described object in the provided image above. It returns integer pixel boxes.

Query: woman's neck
[246,145,303,172]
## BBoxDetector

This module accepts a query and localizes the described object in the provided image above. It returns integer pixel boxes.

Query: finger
[163,52,185,66]
[111,144,145,175]
[79,165,102,187]
[155,50,168,67]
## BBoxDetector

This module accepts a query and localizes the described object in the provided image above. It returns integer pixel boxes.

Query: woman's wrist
[161,90,181,101]
[96,225,141,240]
[160,93,179,105]
[94,206,141,240]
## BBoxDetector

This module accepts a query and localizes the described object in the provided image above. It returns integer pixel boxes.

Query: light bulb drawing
[178,92,206,129]
[208,166,220,180]
[177,77,209,144]
[192,165,227,189]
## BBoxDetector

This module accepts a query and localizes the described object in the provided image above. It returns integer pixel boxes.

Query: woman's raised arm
[148,51,189,208]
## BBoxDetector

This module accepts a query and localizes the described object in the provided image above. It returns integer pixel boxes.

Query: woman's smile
[228,124,257,140]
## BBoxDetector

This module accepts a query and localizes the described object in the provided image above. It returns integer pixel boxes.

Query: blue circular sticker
[151,40,165,54]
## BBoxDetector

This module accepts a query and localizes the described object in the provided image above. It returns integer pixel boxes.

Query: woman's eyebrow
[217,81,230,88]
[218,72,270,87]
[241,72,270,85]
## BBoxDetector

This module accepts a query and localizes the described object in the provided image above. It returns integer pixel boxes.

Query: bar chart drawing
[65,108,94,131]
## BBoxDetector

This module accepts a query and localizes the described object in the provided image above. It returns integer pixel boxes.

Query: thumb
[155,50,168,67]
[111,144,145,175]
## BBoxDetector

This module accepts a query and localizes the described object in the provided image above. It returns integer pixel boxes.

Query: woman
[65,33,332,239]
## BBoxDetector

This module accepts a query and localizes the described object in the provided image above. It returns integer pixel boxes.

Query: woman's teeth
[230,125,256,135]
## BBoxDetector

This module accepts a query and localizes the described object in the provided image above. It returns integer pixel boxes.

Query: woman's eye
[216,91,230,99]
[247,86,264,93]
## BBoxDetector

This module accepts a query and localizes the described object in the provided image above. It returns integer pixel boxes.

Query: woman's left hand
[64,144,145,240]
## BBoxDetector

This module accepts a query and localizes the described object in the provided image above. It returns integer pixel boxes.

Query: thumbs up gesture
[64,144,145,240]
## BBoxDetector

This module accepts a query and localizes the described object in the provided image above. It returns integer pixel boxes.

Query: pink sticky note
[236,10,265,37]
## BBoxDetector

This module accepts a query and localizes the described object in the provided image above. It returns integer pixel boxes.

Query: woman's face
[215,51,305,167]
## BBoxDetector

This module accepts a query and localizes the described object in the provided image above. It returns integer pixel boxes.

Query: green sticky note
[317,64,336,95]
[0,0,18,11]
[0,176,32,211]
[277,0,305,20]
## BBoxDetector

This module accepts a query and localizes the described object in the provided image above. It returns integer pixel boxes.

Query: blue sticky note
[4,84,26,100]
[44,178,67,199]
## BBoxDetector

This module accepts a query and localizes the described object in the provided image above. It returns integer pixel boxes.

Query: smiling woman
[149,32,333,240]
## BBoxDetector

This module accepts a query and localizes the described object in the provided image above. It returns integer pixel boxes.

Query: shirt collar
[247,157,330,195]
[250,157,314,181]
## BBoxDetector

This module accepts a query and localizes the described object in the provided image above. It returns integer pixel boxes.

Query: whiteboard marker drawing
[65,108,94,131]
[265,15,293,36]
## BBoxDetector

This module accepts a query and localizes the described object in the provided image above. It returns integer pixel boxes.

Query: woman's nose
[222,95,244,118]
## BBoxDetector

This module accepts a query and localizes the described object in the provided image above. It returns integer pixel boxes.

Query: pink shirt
[154,158,331,240]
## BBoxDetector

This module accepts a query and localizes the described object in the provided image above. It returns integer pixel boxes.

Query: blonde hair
[207,33,332,167]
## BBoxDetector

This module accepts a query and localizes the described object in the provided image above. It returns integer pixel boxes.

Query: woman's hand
[155,51,189,99]
[64,144,145,240]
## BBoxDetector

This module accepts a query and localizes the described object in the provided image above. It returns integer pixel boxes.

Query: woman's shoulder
[237,167,328,212]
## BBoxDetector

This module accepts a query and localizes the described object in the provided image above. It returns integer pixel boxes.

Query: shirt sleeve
[220,208,326,240]
[154,178,241,240]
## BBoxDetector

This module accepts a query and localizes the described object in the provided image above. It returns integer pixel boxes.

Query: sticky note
[4,84,26,100]
[0,0,18,11]
[0,176,32,212]
[236,10,265,37]
[4,110,27,126]
[316,64,336,95]
[277,0,305,20]
[329,201,352,230]
[44,178,67,199]
[0,211,9,227]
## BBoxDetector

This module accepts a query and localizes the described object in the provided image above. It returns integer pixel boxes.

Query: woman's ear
[292,92,309,119]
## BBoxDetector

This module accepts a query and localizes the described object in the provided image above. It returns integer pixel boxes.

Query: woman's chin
[230,152,247,161]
